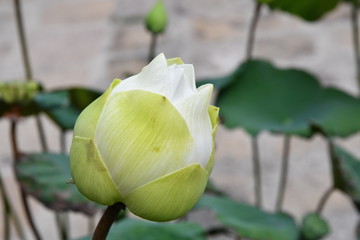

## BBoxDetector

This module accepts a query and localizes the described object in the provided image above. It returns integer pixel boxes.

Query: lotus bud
[70,53,219,222]
[145,0,167,34]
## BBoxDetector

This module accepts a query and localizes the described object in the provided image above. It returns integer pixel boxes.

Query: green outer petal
[70,136,122,205]
[73,79,121,138]
[95,90,193,195]
[205,105,220,173]
[124,163,209,222]
[167,57,184,66]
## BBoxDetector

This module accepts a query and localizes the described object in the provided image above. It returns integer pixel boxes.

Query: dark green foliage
[16,153,99,215]
[257,0,341,21]
[35,88,101,130]
[329,144,360,208]
[202,59,360,138]
[196,195,298,240]
[74,219,205,240]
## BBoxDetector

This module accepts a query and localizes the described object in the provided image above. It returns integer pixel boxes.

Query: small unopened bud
[145,0,168,34]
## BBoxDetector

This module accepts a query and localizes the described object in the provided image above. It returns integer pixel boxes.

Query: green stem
[88,217,95,235]
[0,173,26,240]
[93,202,126,240]
[245,1,262,60]
[11,210,26,240]
[10,119,42,240]
[60,130,66,154]
[55,213,68,240]
[275,135,291,212]
[35,115,48,152]
[0,179,11,240]
[147,33,158,63]
[13,0,48,152]
[13,0,32,80]
[251,137,262,208]
[316,187,335,215]
[351,0,360,93]
[20,190,42,240]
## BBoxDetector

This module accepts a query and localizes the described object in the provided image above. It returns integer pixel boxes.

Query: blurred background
[0,0,359,239]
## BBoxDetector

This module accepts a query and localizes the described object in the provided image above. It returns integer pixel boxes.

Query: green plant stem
[245,1,262,60]
[316,187,335,215]
[20,190,42,240]
[93,202,126,240]
[13,0,48,152]
[55,213,68,240]
[11,211,26,240]
[251,137,262,208]
[60,130,66,154]
[35,115,48,152]
[57,131,69,239]
[13,0,32,80]
[10,119,42,240]
[0,174,25,240]
[0,179,11,240]
[88,217,95,235]
[351,0,360,93]
[275,135,291,212]
[147,33,158,63]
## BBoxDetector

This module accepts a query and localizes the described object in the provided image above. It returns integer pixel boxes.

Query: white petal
[171,64,196,104]
[174,84,213,167]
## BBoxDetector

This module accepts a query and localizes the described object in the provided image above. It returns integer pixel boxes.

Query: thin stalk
[147,33,158,63]
[13,0,32,80]
[13,0,48,152]
[316,187,335,215]
[57,131,70,239]
[20,191,41,240]
[11,211,25,240]
[10,119,42,240]
[35,115,48,152]
[60,130,66,154]
[55,213,68,240]
[245,1,262,60]
[93,202,126,240]
[88,217,95,235]
[251,137,262,208]
[0,175,25,240]
[0,181,11,240]
[275,135,291,212]
[351,0,360,93]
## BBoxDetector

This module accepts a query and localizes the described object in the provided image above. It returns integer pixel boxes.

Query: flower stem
[0,178,11,240]
[35,115,48,152]
[275,135,291,212]
[93,202,126,240]
[88,216,95,235]
[351,0,360,94]
[13,0,48,152]
[10,119,42,240]
[13,0,32,80]
[147,33,158,63]
[316,187,335,215]
[55,212,68,240]
[251,137,262,208]
[245,1,262,60]
[0,174,26,240]
[60,130,66,154]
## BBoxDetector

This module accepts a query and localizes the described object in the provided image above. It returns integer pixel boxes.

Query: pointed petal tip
[167,57,184,66]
